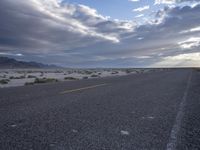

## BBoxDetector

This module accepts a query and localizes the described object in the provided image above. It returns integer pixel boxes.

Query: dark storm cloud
[0,0,135,53]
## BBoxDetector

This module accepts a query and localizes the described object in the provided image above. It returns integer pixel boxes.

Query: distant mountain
[0,57,60,69]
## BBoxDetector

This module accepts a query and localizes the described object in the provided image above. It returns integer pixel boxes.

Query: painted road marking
[60,83,107,94]
[166,71,193,150]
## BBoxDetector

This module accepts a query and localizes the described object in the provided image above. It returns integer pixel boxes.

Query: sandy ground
[0,68,165,88]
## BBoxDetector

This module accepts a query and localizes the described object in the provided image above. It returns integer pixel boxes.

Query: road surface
[0,69,200,150]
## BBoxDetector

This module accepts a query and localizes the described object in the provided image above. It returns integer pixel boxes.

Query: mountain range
[0,57,59,69]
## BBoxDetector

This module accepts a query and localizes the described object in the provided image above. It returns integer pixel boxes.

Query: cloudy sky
[0,0,200,67]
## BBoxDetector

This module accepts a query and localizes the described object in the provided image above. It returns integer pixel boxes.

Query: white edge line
[166,71,193,150]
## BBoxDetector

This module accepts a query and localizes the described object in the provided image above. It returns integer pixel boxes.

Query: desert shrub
[9,76,14,79]
[64,77,78,80]
[24,82,34,86]
[0,79,10,84]
[111,71,118,74]
[40,72,44,77]
[91,74,99,78]
[82,76,88,79]
[196,69,200,72]
[34,78,58,84]
[9,76,25,79]
[125,69,132,74]
[84,70,93,75]
[135,70,140,74]
[27,75,37,78]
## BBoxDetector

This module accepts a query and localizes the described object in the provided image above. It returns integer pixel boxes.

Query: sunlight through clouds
[152,52,200,67]
[178,37,200,49]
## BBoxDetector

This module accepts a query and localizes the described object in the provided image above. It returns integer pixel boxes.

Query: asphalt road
[0,69,200,150]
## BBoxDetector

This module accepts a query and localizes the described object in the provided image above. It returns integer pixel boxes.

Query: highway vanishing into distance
[0,69,200,150]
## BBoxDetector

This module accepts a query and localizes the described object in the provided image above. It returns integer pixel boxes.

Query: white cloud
[78,4,110,20]
[133,5,150,12]
[155,0,200,5]
[30,1,120,43]
[0,0,138,53]
[129,0,140,2]
[137,37,144,40]
[178,37,200,49]
[180,26,200,34]
[135,14,144,18]
[135,56,151,59]
[154,0,176,5]
[0,52,23,57]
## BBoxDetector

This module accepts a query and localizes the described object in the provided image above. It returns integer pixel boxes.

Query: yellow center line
[60,83,108,94]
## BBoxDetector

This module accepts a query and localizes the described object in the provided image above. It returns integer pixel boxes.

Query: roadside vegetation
[1,68,159,88]
[27,75,37,78]
[9,76,26,79]
[125,69,134,74]
[64,77,78,80]
[196,68,200,72]
[91,74,99,78]
[82,76,88,79]
[25,78,58,86]
[0,79,10,84]
[111,71,118,74]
